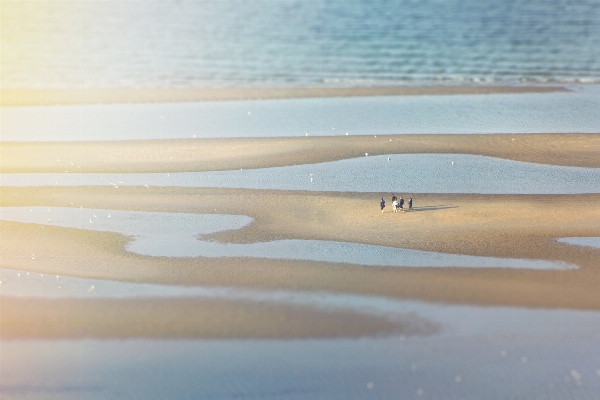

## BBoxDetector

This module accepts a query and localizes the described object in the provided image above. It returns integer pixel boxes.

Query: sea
[2,2,600,399]
[2,0,600,89]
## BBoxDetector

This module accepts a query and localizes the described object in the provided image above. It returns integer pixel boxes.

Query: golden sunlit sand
[3,133,600,173]
[1,133,599,339]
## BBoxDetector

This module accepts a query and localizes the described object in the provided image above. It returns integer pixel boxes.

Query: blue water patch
[3,154,599,194]
[557,237,600,249]
[0,207,576,270]
[2,92,600,141]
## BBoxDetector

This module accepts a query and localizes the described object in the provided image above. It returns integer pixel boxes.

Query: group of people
[380,194,413,213]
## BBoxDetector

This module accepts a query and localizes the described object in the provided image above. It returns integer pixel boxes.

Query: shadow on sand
[406,205,458,212]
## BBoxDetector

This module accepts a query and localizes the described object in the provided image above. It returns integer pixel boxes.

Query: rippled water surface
[3,0,600,88]
[4,154,599,194]
[2,92,600,141]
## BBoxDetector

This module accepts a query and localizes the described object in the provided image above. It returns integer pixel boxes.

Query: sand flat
[1,131,599,341]
[1,187,599,310]
[0,296,435,339]
[2,134,600,173]
[0,86,567,107]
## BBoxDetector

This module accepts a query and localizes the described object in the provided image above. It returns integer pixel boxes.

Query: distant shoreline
[0,85,568,107]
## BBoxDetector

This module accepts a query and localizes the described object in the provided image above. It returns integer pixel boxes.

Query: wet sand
[1,132,599,339]
[3,133,600,173]
[1,187,599,310]
[0,85,567,107]
[0,296,436,340]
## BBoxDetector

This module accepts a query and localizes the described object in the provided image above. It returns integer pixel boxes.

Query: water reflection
[2,92,600,141]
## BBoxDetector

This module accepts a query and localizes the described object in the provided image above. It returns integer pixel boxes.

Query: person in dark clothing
[380,198,386,213]
[408,198,413,211]
[399,196,405,211]
[391,194,397,203]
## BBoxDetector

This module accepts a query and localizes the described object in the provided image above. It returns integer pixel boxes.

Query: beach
[1,85,599,337]
[3,133,600,173]
[2,186,599,308]
[3,0,600,396]
[2,125,600,341]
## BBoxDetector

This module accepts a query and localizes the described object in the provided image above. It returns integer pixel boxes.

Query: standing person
[408,198,413,211]
[399,196,405,212]
[391,194,397,203]
[380,198,386,213]
[392,199,399,213]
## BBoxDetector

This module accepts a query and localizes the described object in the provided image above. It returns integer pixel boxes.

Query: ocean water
[2,0,600,89]
[3,2,599,397]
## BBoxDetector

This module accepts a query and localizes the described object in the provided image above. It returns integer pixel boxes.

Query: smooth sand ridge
[2,134,600,173]
[0,296,437,340]
[2,187,599,310]
[0,85,567,107]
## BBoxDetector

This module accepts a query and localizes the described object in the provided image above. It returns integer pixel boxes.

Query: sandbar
[2,130,599,339]
[2,134,600,173]
[0,296,436,340]
[0,86,567,107]
[1,187,599,310]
